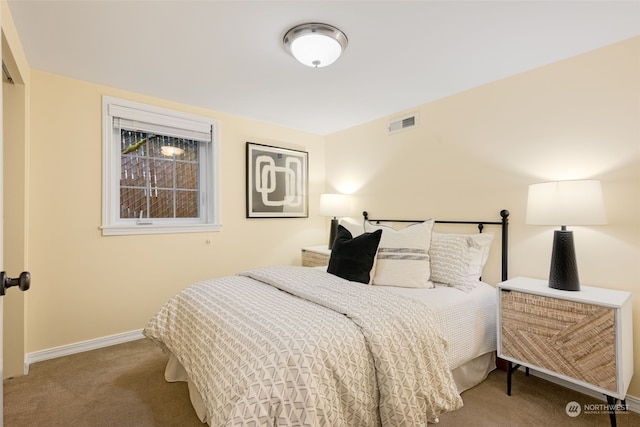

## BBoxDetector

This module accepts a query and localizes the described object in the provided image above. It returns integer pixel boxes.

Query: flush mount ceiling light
[283,23,348,68]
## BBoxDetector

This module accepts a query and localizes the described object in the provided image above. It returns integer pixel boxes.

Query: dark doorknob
[0,271,30,295]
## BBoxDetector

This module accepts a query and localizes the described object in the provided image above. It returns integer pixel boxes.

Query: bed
[144,210,510,426]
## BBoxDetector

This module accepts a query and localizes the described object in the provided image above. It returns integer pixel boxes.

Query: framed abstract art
[246,142,308,218]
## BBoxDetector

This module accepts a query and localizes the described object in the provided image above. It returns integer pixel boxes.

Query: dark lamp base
[548,229,580,291]
[328,218,339,250]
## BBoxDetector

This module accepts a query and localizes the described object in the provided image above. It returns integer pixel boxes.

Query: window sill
[101,223,222,236]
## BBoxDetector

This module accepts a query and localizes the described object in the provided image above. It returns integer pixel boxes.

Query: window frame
[101,96,221,236]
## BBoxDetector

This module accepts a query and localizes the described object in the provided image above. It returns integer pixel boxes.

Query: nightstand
[497,277,633,427]
[301,246,331,267]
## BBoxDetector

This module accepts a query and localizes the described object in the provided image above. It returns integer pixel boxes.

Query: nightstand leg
[606,395,617,427]
[506,362,521,396]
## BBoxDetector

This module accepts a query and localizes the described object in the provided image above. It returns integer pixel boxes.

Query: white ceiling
[7,1,640,135]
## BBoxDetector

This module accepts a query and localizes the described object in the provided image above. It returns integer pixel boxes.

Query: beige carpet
[4,339,202,427]
[4,338,639,426]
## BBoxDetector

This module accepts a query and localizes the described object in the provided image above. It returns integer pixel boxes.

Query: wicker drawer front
[301,250,330,267]
[501,290,616,392]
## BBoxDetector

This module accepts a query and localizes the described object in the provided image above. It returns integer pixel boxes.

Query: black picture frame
[246,142,308,218]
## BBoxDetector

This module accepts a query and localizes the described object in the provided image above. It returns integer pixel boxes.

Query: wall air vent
[388,113,418,135]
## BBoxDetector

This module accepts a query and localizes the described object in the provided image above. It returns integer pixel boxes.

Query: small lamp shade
[319,194,351,218]
[319,193,351,249]
[526,180,607,291]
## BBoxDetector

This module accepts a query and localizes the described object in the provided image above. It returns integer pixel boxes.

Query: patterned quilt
[144,266,463,426]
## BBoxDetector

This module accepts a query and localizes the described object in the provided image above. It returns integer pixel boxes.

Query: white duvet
[144,266,464,426]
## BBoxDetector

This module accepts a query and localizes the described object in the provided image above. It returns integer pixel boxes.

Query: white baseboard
[24,329,144,375]
[520,367,640,414]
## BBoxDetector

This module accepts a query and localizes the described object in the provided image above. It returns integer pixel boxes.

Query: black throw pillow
[327,225,382,284]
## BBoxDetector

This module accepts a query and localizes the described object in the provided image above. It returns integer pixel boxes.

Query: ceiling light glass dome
[283,23,348,68]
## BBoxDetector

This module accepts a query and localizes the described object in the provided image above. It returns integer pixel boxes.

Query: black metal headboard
[362,209,510,281]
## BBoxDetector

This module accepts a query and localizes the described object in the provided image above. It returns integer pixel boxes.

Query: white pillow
[432,232,494,282]
[365,220,434,288]
[429,234,477,292]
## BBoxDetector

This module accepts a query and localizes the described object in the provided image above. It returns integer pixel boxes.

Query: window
[102,96,220,235]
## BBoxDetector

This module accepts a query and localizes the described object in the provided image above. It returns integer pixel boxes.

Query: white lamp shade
[526,180,607,226]
[319,193,351,217]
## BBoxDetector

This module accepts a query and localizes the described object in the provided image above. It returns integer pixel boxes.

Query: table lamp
[526,180,607,291]
[319,193,351,249]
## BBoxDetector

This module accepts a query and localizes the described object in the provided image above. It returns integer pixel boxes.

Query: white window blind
[108,103,212,142]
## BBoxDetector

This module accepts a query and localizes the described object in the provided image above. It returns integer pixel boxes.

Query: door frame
[1,5,31,424]
[1,4,6,423]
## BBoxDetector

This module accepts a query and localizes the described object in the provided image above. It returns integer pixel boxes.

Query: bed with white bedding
[144,210,509,426]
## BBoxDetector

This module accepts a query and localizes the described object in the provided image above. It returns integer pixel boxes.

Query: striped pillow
[365,220,434,288]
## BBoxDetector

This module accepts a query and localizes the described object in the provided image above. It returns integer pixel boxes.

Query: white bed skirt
[165,355,208,423]
[451,351,495,393]
[164,351,496,424]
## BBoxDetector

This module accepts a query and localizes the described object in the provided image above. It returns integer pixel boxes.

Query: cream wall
[25,71,326,352]
[325,37,640,398]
